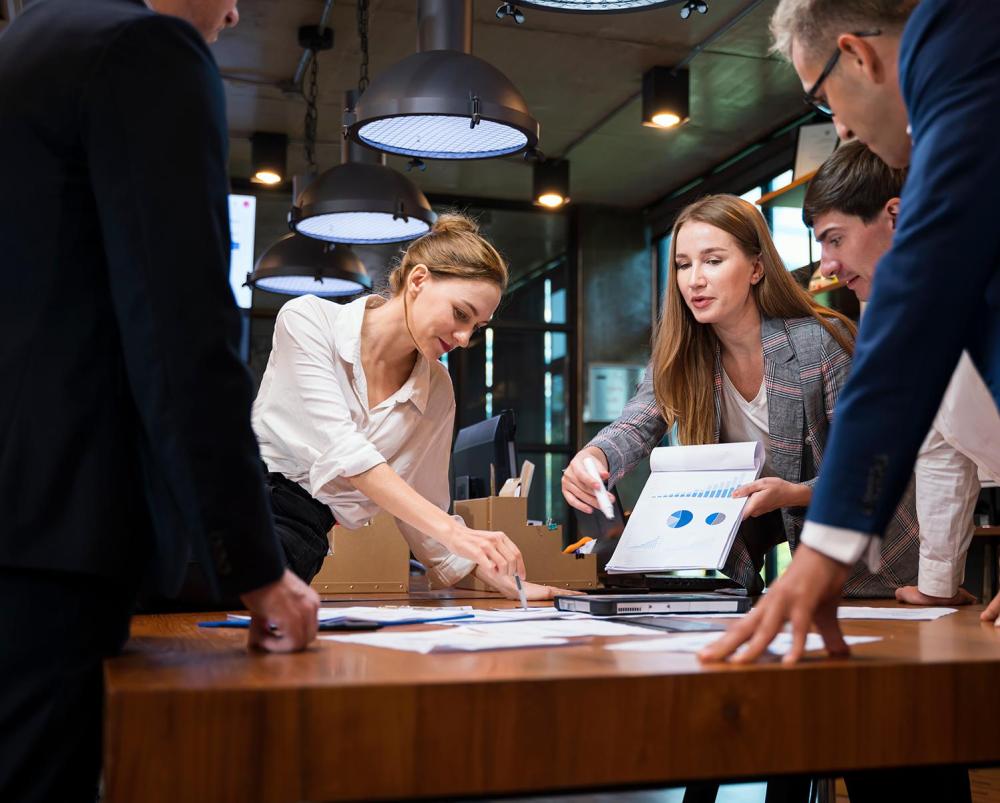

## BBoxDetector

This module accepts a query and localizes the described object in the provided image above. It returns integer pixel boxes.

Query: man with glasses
[701,0,1000,659]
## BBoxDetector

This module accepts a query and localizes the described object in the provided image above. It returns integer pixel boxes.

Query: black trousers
[264,469,334,584]
[0,568,134,803]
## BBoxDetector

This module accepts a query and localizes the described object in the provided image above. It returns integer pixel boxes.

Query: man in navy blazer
[0,0,319,798]
[702,0,1000,664]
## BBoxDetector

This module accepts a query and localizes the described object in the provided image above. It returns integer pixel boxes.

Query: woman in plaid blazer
[563,195,917,596]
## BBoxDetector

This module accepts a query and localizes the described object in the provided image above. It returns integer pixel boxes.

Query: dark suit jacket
[0,0,284,597]
[807,0,1000,538]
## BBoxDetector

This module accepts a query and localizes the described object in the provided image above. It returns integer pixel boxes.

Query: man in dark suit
[0,1,319,799]
[701,0,1000,661]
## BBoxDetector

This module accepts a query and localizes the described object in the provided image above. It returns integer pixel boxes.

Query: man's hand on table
[697,544,851,665]
[982,589,1000,624]
[895,585,976,606]
[240,569,320,652]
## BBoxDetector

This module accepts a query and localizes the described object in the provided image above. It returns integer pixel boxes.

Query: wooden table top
[104,596,1000,803]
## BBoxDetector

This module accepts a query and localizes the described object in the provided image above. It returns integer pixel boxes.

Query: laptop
[554,592,752,617]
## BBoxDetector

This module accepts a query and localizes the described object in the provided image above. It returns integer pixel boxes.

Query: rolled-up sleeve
[394,398,476,588]
[260,302,386,492]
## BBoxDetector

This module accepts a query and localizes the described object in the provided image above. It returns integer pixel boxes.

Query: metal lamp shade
[347,50,539,160]
[289,162,436,245]
[518,0,685,11]
[249,233,372,297]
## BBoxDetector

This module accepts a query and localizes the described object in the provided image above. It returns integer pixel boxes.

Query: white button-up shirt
[252,294,475,588]
[802,353,1000,597]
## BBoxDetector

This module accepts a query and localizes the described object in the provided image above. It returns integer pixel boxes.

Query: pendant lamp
[515,0,686,11]
[289,93,437,244]
[247,232,371,298]
[346,0,539,160]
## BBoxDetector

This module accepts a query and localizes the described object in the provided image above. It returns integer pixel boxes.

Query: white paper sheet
[836,606,957,621]
[461,607,581,624]
[322,627,569,654]
[607,632,882,655]
[462,619,656,638]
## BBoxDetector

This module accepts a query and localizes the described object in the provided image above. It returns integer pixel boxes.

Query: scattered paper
[228,606,476,626]
[836,606,957,621]
[462,607,580,624]
[607,632,882,655]
[322,627,568,654]
[463,619,654,638]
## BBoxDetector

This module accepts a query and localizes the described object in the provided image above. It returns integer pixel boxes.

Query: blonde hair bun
[430,212,480,237]
[387,209,508,295]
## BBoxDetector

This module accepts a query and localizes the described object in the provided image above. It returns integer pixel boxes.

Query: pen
[583,456,615,520]
[514,574,528,610]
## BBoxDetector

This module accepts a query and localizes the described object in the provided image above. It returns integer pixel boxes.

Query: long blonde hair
[653,194,856,445]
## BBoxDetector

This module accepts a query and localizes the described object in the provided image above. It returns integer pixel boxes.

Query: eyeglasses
[803,30,882,116]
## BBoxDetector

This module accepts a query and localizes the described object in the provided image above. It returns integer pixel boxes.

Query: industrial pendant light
[347,0,539,160]
[247,232,372,297]
[533,159,570,208]
[500,0,687,15]
[289,92,437,244]
[641,66,690,129]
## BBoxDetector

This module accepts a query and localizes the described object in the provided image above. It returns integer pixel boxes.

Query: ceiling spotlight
[251,132,288,186]
[679,0,708,19]
[533,159,570,209]
[247,233,372,298]
[516,0,686,12]
[496,2,526,22]
[289,93,437,245]
[347,0,539,160]
[641,66,690,129]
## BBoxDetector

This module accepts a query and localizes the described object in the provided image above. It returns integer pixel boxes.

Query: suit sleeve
[82,16,284,595]
[587,360,668,487]
[807,0,1000,537]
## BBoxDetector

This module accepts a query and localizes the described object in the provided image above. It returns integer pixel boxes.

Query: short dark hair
[802,140,908,229]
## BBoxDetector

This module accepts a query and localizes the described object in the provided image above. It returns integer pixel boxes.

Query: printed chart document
[607,442,764,573]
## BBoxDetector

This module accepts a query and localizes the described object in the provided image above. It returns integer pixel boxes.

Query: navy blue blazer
[808,0,1000,537]
[0,0,284,596]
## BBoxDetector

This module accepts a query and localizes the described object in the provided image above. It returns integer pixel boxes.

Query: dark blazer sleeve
[807,0,1000,536]
[81,15,284,596]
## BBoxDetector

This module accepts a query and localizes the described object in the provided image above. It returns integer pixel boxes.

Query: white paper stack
[606,442,764,573]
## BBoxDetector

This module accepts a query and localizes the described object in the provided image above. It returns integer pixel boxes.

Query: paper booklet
[606,441,764,574]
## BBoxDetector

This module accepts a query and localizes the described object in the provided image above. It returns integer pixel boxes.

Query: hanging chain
[357,0,370,95]
[303,52,319,174]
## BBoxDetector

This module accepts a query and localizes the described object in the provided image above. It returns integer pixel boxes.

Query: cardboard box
[310,513,410,595]
[454,496,598,591]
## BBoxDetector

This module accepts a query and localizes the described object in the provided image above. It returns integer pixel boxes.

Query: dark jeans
[0,568,134,803]
[264,469,334,584]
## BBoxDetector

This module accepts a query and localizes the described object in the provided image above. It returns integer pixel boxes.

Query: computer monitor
[452,410,517,500]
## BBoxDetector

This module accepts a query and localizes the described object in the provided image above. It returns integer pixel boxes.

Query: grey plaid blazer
[589,316,918,598]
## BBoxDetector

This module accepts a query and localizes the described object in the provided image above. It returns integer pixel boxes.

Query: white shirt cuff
[800,521,881,571]
[918,554,965,599]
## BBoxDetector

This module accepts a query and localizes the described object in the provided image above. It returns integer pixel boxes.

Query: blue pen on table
[198,611,475,631]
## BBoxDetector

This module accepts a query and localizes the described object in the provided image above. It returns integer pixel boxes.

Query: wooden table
[103,597,1000,803]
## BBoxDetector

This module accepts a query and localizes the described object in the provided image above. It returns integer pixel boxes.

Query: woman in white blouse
[252,213,561,600]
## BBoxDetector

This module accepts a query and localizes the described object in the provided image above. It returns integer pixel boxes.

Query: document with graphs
[606,442,764,574]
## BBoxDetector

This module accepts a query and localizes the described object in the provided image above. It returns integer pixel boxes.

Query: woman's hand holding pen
[437,520,526,577]
[562,447,615,514]
[733,477,810,519]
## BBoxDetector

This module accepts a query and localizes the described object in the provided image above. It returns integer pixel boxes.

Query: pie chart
[706,512,727,526]
[666,509,693,529]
